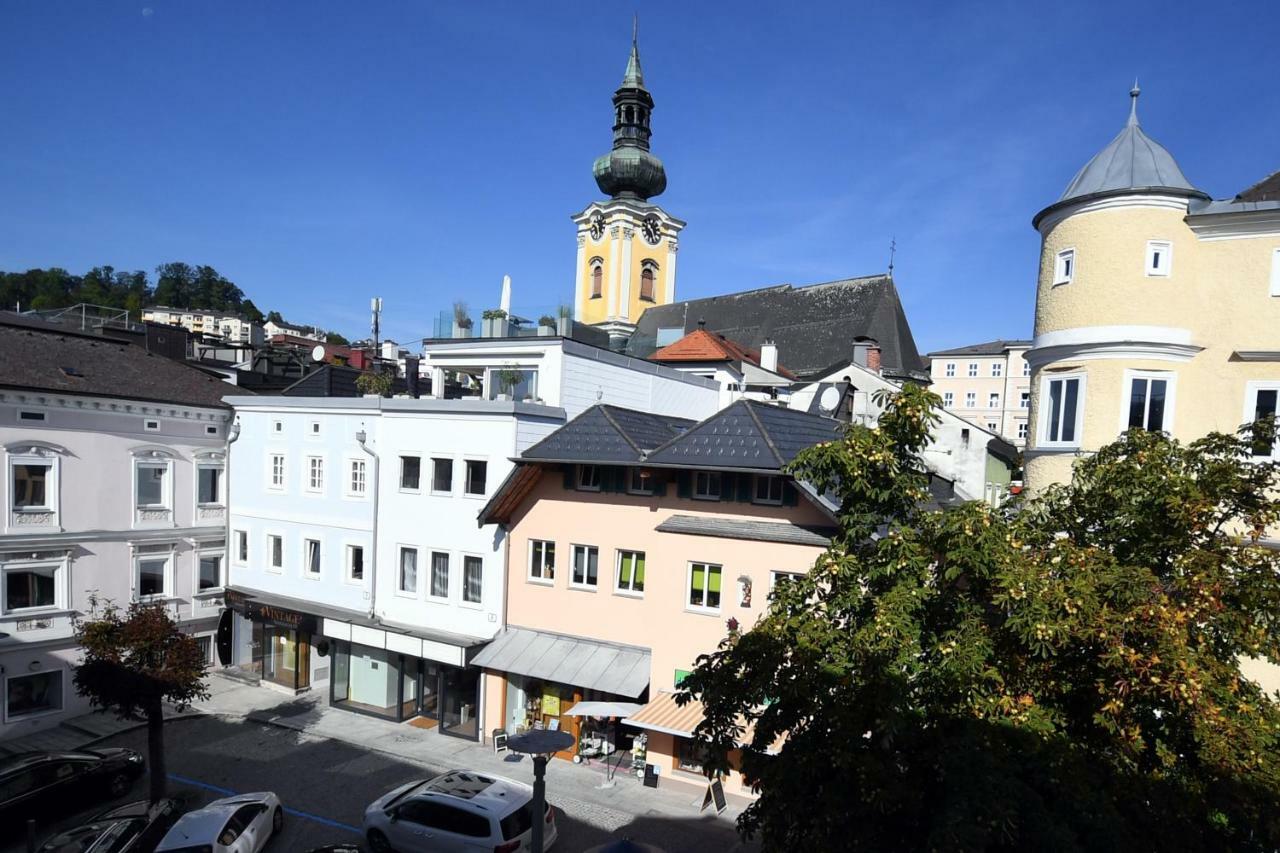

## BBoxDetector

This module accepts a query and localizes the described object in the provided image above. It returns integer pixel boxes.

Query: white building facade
[926,340,1032,447]
[144,307,265,347]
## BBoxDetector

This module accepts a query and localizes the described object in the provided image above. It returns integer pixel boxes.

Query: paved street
[2,714,750,853]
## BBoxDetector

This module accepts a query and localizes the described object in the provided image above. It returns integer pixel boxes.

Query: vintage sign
[225,590,318,634]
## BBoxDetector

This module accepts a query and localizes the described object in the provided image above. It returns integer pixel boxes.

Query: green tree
[240,298,264,324]
[74,599,209,804]
[324,331,349,345]
[682,385,1280,852]
[265,310,285,326]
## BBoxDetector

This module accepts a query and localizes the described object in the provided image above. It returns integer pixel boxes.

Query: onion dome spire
[592,20,667,201]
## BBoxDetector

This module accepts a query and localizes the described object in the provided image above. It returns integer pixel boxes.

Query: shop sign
[542,689,561,717]
[245,600,318,633]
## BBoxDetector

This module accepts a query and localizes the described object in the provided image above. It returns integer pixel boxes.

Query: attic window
[694,471,722,501]
[18,411,45,422]
[1054,249,1075,285]
[144,419,160,432]
[1145,240,1172,277]
[59,366,84,378]
[206,425,218,436]
[577,465,602,492]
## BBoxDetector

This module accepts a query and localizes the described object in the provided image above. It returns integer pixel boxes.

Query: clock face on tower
[589,214,605,241]
[641,217,662,246]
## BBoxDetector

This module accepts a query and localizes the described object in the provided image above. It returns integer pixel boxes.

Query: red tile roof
[650,329,794,378]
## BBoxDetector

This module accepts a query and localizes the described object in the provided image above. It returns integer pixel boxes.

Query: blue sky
[2,2,1276,353]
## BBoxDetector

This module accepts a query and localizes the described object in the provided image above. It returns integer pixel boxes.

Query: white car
[155,792,284,853]
[363,770,557,853]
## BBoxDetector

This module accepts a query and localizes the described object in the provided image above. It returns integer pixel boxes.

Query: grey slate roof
[1035,88,1208,228]
[1236,171,1280,203]
[0,314,235,409]
[926,339,1031,358]
[626,275,928,382]
[644,399,842,470]
[655,514,834,547]
[470,626,651,698]
[520,405,695,463]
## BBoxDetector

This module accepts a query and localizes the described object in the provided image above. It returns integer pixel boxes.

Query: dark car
[0,749,146,816]
[37,798,182,853]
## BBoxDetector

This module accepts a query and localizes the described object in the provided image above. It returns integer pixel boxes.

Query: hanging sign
[542,690,561,717]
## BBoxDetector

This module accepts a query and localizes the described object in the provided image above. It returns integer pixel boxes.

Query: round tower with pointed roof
[1024,85,1280,496]
[571,22,685,345]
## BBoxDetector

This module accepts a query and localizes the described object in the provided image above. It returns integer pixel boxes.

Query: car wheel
[367,829,394,853]
[107,773,130,798]
[273,807,284,833]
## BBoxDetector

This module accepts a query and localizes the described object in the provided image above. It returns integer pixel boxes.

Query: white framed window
[347,545,364,582]
[570,544,599,589]
[303,538,321,577]
[1245,382,1280,460]
[576,464,602,492]
[627,468,654,495]
[197,551,224,592]
[1124,371,1175,433]
[1023,361,1031,377]
[306,456,324,493]
[991,363,1003,378]
[398,546,418,595]
[268,454,285,491]
[308,421,322,437]
[688,561,722,612]
[964,392,976,408]
[1271,248,1280,297]
[134,548,172,600]
[431,458,453,494]
[1145,240,1172,277]
[752,475,783,505]
[234,529,248,564]
[1038,373,1086,448]
[4,670,64,721]
[528,540,555,583]
[942,391,954,407]
[267,534,283,572]
[615,550,645,596]
[1053,248,1075,285]
[9,453,57,515]
[347,458,367,497]
[429,551,450,600]
[988,392,1000,409]
[693,471,721,500]
[2,559,65,615]
[464,460,487,496]
[987,421,999,431]
[196,464,223,506]
[1017,421,1029,440]
[967,363,978,378]
[944,362,955,378]
[400,456,421,491]
[271,420,284,436]
[134,460,171,509]
[1020,392,1030,409]
[770,570,803,590]
[462,556,483,604]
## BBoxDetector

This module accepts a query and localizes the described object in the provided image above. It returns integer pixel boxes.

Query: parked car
[154,792,283,853]
[0,749,145,817]
[37,798,182,853]
[363,770,557,853]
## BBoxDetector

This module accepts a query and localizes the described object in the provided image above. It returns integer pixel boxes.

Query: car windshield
[499,804,534,841]
[385,780,429,808]
[39,821,141,853]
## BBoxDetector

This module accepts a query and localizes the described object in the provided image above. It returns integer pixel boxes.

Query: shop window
[430,551,450,600]
[198,554,223,592]
[576,465,601,491]
[675,737,708,774]
[688,562,722,612]
[432,458,453,493]
[400,456,421,491]
[462,556,483,604]
[528,540,555,583]
[693,471,721,500]
[254,622,310,692]
[5,671,63,720]
[348,545,364,582]
[571,545,599,589]
[399,547,418,594]
[464,460,487,496]
[2,563,61,614]
[753,475,783,505]
[615,550,645,595]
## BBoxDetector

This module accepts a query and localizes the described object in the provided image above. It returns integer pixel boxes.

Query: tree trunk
[147,696,167,804]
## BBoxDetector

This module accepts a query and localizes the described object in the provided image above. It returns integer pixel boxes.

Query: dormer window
[1054,248,1075,285]
[577,465,601,492]
[1145,241,1172,277]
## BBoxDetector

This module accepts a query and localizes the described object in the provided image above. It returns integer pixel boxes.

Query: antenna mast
[371,297,383,362]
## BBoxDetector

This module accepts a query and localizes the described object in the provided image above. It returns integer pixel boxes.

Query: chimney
[404,355,421,398]
[759,339,778,373]
[866,345,882,373]
[852,337,880,371]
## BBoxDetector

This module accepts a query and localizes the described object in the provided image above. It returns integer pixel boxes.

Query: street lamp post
[506,729,575,853]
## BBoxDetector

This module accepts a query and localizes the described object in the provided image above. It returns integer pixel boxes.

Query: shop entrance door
[417,662,440,721]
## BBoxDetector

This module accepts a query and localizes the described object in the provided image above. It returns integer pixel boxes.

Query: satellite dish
[819,386,840,413]
[311,345,326,362]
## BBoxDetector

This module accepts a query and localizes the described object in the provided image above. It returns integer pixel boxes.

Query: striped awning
[625,690,787,754]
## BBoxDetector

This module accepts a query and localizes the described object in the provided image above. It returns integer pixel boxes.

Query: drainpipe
[356,427,379,620]
[225,417,241,581]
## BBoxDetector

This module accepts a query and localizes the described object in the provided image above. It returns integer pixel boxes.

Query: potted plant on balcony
[452,302,473,339]
[537,315,557,336]
[481,308,508,338]
[556,304,573,337]
[493,367,523,401]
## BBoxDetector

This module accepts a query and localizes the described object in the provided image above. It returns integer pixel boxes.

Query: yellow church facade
[572,200,684,328]
[1024,87,1280,493]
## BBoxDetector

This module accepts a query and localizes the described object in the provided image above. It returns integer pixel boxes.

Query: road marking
[167,773,363,835]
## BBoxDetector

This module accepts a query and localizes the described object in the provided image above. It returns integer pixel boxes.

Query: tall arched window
[590,260,603,299]
[640,263,657,302]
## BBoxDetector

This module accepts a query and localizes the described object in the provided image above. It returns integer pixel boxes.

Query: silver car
[155,791,284,853]
[363,770,557,853]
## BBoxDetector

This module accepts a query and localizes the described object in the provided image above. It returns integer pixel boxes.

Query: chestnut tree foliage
[680,385,1280,851]
[74,600,209,803]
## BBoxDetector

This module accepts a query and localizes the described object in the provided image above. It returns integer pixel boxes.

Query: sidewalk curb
[67,711,208,751]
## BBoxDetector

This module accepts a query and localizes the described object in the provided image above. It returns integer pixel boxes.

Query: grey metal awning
[471,626,651,699]
[563,701,643,718]
[655,514,834,547]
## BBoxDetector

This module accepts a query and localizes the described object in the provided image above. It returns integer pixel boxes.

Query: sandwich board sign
[700,779,727,815]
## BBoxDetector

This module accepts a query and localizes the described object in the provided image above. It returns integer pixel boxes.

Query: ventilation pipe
[759,339,778,373]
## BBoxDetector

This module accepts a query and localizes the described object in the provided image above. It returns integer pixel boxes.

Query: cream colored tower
[1024,86,1280,493]
[572,29,685,345]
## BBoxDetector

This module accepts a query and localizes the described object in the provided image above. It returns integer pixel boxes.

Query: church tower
[572,25,685,346]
